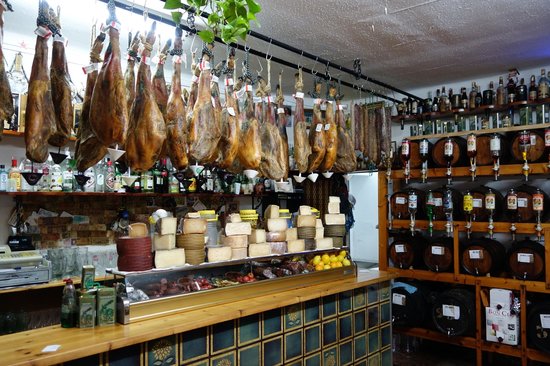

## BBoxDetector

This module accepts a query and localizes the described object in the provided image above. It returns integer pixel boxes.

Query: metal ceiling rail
[98,0,401,103]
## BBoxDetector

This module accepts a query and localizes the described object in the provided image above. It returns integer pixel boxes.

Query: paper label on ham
[191,75,199,84]
[211,96,216,107]
[172,55,182,64]
[235,88,246,99]
[263,96,272,103]
[314,98,323,105]
[315,124,323,132]
[104,21,121,31]
[151,55,160,64]
[53,35,67,46]
[253,96,262,103]
[327,100,333,104]
[338,104,345,110]
[199,60,211,70]
[34,26,52,39]
[225,78,234,86]
[324,123,331,130]
[211,75,219,84]
[141,55,151,66]
[245,84,253,91]
[82,63,100,74]
[295,92,304,99]
[227,107,236,116]
[277,108,285,114]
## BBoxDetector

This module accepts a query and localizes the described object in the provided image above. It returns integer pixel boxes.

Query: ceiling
[3,0,550,101]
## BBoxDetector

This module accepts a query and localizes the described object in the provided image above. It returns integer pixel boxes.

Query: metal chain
[201,42,214,59]
[187,9,196,37]
[243,49,256,85]
[36,0,61,36]
[222,46,235,74]
[353,58,362,80]
[169,26,183,56]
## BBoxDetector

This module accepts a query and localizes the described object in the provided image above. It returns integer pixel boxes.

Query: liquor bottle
[408,189,418,235]
[406,97,413,115]
[397,99,406,116]
[133,173,142,193]
[469,82,477,110]
[538,68,549,100]
[439,86,448,112]
[20,158,32,192]
[160,159,169,193]
[482,81,495,106]
[114,163,122,191]
[432,89,440,113]
[0,165,7,191]
[411,98,418,115]
[62,149,74,192]
[400,138,411,183]
[443,187,454,237]
[419,138,429,183]
[450,88,461,110]
[516,78,527,102]
[426,190,435,237]
[152,162,162,193]
[485,188,496,239]
[460,87,468,110]
[507,74,517,103]
[496,76,506,106]
[466,133,477,181]
[60,279,77,328]
[424,91,433,113]
[545,128,550,168]
[50,162,63,192]
[142,168,154,193]
[533,188,544,241]
[83,166,95,192]
[463,190,473,238]
[105,159,115,192]
[443,137,454,184]
[529,75,538,101]
[95,159,105,193]
[519,130,531,181]
[8,158,21,192]
[169,170,179,193]
[475,84,483,108]
[490,133,501,180]
[40,155,52,192]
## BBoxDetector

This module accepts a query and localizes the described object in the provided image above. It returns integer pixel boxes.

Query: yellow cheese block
[316,219,324,228]
[297,215,317,227]
[264,204,280,219]
[155,248,186,268]
[315,237,334,250]
[266,231,287,242]
[207,246,233,262]
[327,202,340,214]
[128,223,148,238]
[315,227,324,240]
[231,247,248,260]
[299,205,312,215]
[222,234,249,248]
[267,218,288,232]
[183,218,207,234]
[249,229,266,244]
[248,243,271,257]
[225,222,252,236]
[286,228,298,241]
[158,217,178,235]
[329,196,341,203]
[153,233,176,251]
[324,213,346,226]
[228,213,242,223]
[287,239,305,253]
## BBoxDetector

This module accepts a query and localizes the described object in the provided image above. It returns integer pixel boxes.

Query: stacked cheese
[154,217,186,268]
[248,229,271,257]
[265,205,291,254]
[219,213,251,260]
[322,196,346,248]
[177,212,207,265]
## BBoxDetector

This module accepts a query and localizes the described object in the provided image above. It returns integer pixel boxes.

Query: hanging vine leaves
[164,0,261,44]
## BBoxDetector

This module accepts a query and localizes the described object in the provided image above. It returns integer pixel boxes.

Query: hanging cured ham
[366,107,378,166]
[237,75,261,170]
[89,0,128,147]
[353,103,363,152]
[25,1,56,163]
[333,96,357,173]
[124,31,140,113]
[210,59,225,161]
[293,69,310,173]
[163,27,188,170]
[188,45,221,164]
[152,38,171,115]
[318,83,338,172]
[307,79,326,172]
[125,22,166,172]
[377,106,392,168]
[217,49,240,169]
[276,73,289,179]
[186,51,199,117]
[0,1,14,141]
[75,30,107,172]
[48,9,73,147]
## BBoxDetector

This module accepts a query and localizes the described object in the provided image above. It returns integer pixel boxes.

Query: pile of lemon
[311,250,352,271]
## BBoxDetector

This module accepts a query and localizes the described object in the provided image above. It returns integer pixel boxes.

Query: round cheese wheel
[266,231,287,242]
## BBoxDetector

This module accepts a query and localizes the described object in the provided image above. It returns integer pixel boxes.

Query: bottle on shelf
[529,75,538,102]
[424,91,433,113]
[443,137,454,185]
[411,97,418,115]
[496,76,506,106]
[40,155,52,192]
[160,159,169,193]
[545,128,550,168]
[450,88,461,110]
[400,138,411,184]
[133,173,142,193]
[432,89,440,113]
[113,163,122,192]
[533,188,544,242]
[537,68,549,100]
[463,190,473,239]
[20,158,32,192]
[95,158,105,193]
[490,133,501,180]
[141,166,154,193]
[426,190,435,237]
[7,158,21,192]
[169,169,179,193]
[0,164,7,192]
[485,188,496,239]
[475,83,483,108]
[105,159,115,192]
[49,161,63,192]
[519,130,531,181]
[466,133,477,181]
[506,188,518,240]
[469,82,478,111]
[408,189,418,235]
[482,81,495,106]
[419,138,429,183]
[443,187,453,237]
[507,72,517,103]
[516,78,528,102]
[460,87,468,110]
[62,149,74,192]
[406,96,413,115]
[439,86,448,113]
[83,165,96,192]
[60,278,77,328]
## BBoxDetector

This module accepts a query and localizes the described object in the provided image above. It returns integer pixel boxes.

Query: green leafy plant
[164,0,261,44]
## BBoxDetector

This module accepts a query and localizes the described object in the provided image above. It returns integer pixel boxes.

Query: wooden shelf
[2,129,77,141]
[393,327,477,349]
[0,191,265,198]
[390,162,549,179]
[0,275,114,295]
[405,122,550,141]
[390,219,548,235]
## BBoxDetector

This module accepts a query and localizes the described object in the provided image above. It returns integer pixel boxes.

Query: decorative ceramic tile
[65,354,102,366]
[304,299,320,325]
[339,340,353,366]
[238,313,261,346]
[322,345,338,366]
[367,284,379,305]
[284,303,302,330]
[381,346,392,366]
[338,290,353,314]
[286,360,303,366]
[284,329,303,362]
[187,360,208,366]
[322,319,338,347]
[146,335,177,366]
[354,310,366,334]
[380,325,391,349]
[262,336,283,366]
[368,352,380,366]
[322,294,337,319]
[304,324,321,354]
[353,287,367,310]
[263,308,282,338]
[109,344,141,366]
[304,352,321,366]
[211,320,236,355]
[238,343,261,366]
[354,360,367,366]
[210,350,236,366]
[367,305,379,329]
[181,327,209,363]
[339,314,353,340]
[354,334,367,361]
[380,301,391,324]
[379,281,390,301]
[368,329,380,355]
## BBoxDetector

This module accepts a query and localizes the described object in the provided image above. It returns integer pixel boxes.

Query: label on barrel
[401,141,410,155]
[408,194,418,209]
[395,244,406,253]
[518,253,534,263]
[431,246,445,255]
[392,293,406,306]
[463,195,473,212]
[545,129,550,147]
[469,249,483,259]
[485,194,496,210]
[467,134,476,152]
[473,199,483,208]
[419,139,429,155]
[395,197,406,205]
[518,198,528,208]
[533,193,544,211]
[442,304,460,320]
[433,198,443,207]
[490,136,501,151]
[540,314,550,329]
[530,134,537,146]
[444,140,454,156]
[507,195,518,210]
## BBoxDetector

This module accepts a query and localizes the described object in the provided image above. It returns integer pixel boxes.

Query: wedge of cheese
[222,234,248,248]
[266,231,286,242]
[155,248,185,268]
[327,202,340,214]
[158,217,178,235]
[153,233,176,251]
[287,239,305,253]
[316,219,324,228]
[264,204,280,219]
[183,218,207,234]
[324,214,345,226]
[315,237,334,250]
[248,243,271,257]
[225,222,252,236]
[231,247,248,260]
[128,223,148,238]
[329,196,341,203]
[249,229,266,244]
[315,227,324,240]
[269,241,287,254]
[207,246,232,262]
[286,228,298,241]
[297,215,316,227]
[267,218,288,232]
[228,213,242,223]
[299,205,312,215]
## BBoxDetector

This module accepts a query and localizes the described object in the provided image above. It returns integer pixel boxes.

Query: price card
[431,246,445,255]
[324,123,331,130]
[227,107,236,116]
[531,134,537,146]
[395,244,406,253]
[433,198,443,207]
[518,198,528,208]
[277,108,285,114]
[540,314,550,329]
[295,92,304,99]
[469,249,483,259]
[392,293,406,306]
[442,304,460,320]
[315,123,323,132]
[517,253,534,263]
[395,197,406,205]
[211,75,219,83]
[472,198,483,208]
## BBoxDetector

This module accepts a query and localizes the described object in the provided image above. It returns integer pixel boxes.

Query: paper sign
[473,199,483,208]
[469,250,483,259]
[395,244,406,253]
[431,246,445,255]
[392,293,406,306]
[295,92,304,99]
[442,304,460,319]
[518,198,528,208]
[540,314,550,329]
[395,197,406,205]
[517,253,534,263]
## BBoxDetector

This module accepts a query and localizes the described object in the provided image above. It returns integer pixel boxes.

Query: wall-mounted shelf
[390,219,548,235]
[2,129,77,141]
[404,122,550,141]
[0,191,265,198]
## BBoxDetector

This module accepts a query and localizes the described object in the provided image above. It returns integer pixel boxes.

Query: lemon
[343,259,351,266]
[330,262,338,269]
[335,262,343,268]
[339,250,347,257]
[337,255,345,262]
[330,255,338,263]
[315,263,324,271]
[312,255,322,265]
[323,264,332,270]
[321,254,330,264]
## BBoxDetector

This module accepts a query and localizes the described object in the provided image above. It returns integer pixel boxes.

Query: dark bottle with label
[482,81,495,106]
[475,84,483,107]
[496,76,506,106]
[153,162,163,193]
[507,75,517,103]
[424,91,433,113]
[406,97,413,115]
[469,82,477,110]
[450,88,461,110]
[411,98,418,115]
[460,87,468,110]
[538,68,549,100]
[439,86,448,112]
[516,78,528,102]
[529,75,538,101]
[61,278,77,328]
[432,89,440,112]
[160,158,169,193]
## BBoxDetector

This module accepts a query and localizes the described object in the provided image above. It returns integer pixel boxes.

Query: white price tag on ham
[517,253,534,263]
[540,314,550,329]
[338,104,345,110]
[53,35,66,45]
[211,75,219,84]
[191,75,199,84]
[245,84,253,92]
[315,123,323,132]
[227,107,236,116]
[141,55,151,66]
[253,96,262,104]
[392,293,406,306]
[82,63,99,74]
[151,55,160,64]
[34,26,52,39]
[295,92,304,99]
[469,249,483,259]
[431,246,445,255]
[443,304,460,319]
[211,97,217,107]
[264,96,272,103]
[314,98,323,105]
[225,78,234,86]
[277,108,285,114]
[324,123,331,130]
[199,60,211,70]
[395,244,406,253]
[172,55,182,64]
[395,197,406,205]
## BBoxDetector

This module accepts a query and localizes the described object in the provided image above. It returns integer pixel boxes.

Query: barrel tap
[463,190,473,239]
[408,189,417,236]
[490,133,501,181]
[443,187,453,238]
[426,190,435,237]
[486,188,496,239]
[400,138,411,184]
[507,188,518,241]
[519,130,531,181]
[533,189,544,242]
[385,148,394,182]
[466,133,477,181]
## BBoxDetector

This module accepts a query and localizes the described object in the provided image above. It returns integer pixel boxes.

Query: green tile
[380,302,391,324]
[304,324,321,354]
[284,329,303,362]
[284,303,302,330]
[339,314,353,340]
[287,360,303,366]
[304,299,320,325]
[367,284,379,305]
[368,352,380,366]
[354,333,367,360]
[322,294,337,319]
[147,335,177,366]
[181,327,209,362]
[380,325,391,348]
[188,361,208,366]
[368,305,379,329]
[368,329,380,355]
[339,340,353,365]
[353,287,367,309]
[210,350,235,366]
[355,360,367,366]
[304,353,321,366]
[322,319,337,346]
[322,346,338,366]
[354,310,366,334]
[238,313,261,346]
[338,290,353,314]
[109,344,141,366]
[379,281,390,301]
[238,343,260,366]
[263,308,282,338]
[211,320,235,354]
[381,346,392,366]
[262,336,282,366]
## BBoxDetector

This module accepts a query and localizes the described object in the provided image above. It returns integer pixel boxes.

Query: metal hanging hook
[297,50,304,69]
[190,33,198,53]
[256,57,264,75]
[265,38,272,60]
[311,56,319,75]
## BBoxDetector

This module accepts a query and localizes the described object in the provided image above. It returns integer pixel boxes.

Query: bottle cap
[63,278,73,284]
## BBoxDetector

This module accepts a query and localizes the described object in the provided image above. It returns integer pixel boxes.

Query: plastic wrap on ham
[378,106,392,168]
[152,39,171,115]
[276,74,289,179]
[353,103,362,152]
[293,69,310,173]
[0,2,14,141]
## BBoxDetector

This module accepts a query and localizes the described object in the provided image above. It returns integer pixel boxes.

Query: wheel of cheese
[221,234,249,248]
[116,236,152,256]
[266,231,287,242]
[296,215,317,227]
[315,237,334,250]
[207,246,233,262]
[304,238,316,251]
[183,218,208,234]
[286,228,298,241]
[225,222,252,236]
[231,247,248,260]
[269,241,287,254]
[185,249,206,265]
[153,233,176,251]
[324,225,346,237]
[249,229,267,244]
[155,248,186,268]
[330,236,344,247]
[324,214,346,226]
[176,233,206,249]
[315,227,325,240]
[117,253,153,272]
[248,243,271,257]
[297,227,316,239]
[287,239,305,253]
[267,218,288,232]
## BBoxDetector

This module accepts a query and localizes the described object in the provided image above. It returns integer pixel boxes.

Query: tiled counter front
[65,282,391,366]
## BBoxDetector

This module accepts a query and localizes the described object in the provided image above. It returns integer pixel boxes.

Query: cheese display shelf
[113,248,356,324]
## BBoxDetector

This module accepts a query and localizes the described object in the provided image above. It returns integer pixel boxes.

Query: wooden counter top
[0,270,394,366]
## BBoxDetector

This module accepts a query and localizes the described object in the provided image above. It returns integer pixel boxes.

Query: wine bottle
[516,78,527,102]
[439,86,448,112]
[432,89,440,113]
[507,74,517,103]
[538,68,549,100]
[469,82,477,110]
[482,81,495,106]
[496,76,506,106]
[460,87,468,110]
[529,75,537,101]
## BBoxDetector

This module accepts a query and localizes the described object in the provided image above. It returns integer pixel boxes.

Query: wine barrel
[390,188,426,220]
[507,238,545,280]
[506,185,549,223]
[432,137,467,167]
[509,130,545,163]
[392,281,430,327]
[527,302,550,353]
[432,288,475,336]
[475,134,510,166]
[432,186,464,221]
[388,232,426,269]
[423,236,454,273]
[399,140,434,169]
[464,186,504,222]
[460,237,506,276]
